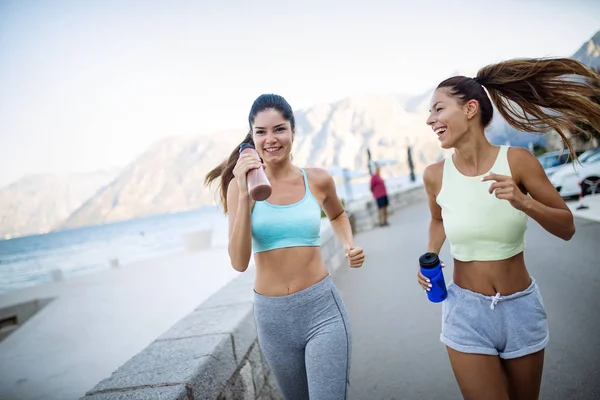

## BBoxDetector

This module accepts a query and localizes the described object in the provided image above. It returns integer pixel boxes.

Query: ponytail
[204,132,253,213]
[438,58,600,160]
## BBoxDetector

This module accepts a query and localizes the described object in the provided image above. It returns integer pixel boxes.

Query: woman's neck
[265,159,296,181]
[453,129,497,173]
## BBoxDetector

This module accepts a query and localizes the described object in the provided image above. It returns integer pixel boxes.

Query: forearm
[522,197,575,240]
[427,218,446,254]
[228,195,253,272]
[330,211,354,248]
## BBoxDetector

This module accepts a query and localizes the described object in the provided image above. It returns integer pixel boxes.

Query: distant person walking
[417,57,600,400]
[370,164,389,226]
[205,94,365,400]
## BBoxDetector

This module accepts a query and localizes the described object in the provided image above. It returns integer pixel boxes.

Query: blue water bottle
[419,252,448,303]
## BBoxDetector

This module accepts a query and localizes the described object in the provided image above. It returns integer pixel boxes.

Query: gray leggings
[253,275,352,400]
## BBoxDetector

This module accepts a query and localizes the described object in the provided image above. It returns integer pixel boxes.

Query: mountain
[60,96,448,229]
[571,30,600,70]
[292,93,445,176]
[0,169,119,239]
[61,134,242,229]
[7,30,600,233]
[59,89,544,229]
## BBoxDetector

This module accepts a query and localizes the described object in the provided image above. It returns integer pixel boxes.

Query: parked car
[550,148,600,198]
[577,153,600,196]
[537,149,585,178]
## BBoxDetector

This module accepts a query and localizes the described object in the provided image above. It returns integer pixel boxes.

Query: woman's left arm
[483,147,575,241]
[311,168,365,268]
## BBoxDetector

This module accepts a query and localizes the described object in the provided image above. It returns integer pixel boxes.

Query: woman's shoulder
[423,160,445,196]
[423,160,444,184]
[505,145,544,180]
[506,145,539,169]
[303,166,332,179]
[303,167,334,189]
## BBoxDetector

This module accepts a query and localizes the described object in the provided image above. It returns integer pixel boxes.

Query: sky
[0,0,599,187]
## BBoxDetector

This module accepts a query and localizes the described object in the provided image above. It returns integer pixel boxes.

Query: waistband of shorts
[450,277,537,301]
[253,275,334,308]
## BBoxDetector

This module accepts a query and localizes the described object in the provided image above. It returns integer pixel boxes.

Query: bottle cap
[419,252,440,269]
[239,143,255,153]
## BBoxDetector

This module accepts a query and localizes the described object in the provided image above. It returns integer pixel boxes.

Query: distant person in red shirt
[370,165,389,227]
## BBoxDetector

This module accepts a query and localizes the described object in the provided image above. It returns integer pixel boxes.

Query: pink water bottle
[239,143,272,201]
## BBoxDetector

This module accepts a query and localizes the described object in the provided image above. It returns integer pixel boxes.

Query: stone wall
[81,183,425,400]
[0,297,53,342]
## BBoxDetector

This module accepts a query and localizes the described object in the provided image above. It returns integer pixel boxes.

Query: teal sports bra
[251,168,322,253]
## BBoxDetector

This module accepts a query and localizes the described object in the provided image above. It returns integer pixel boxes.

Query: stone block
[247,341,265,394]
[82,385,188,400]
[86,335,235,400]
[158,302,255,364]
[258,372,283,400]
[199,271,256,309]
[223,362,255,400]
[182,229,213,251]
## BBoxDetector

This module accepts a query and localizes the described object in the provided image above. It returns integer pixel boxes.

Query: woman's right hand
[417,260,445,291]
[232,153,264,196]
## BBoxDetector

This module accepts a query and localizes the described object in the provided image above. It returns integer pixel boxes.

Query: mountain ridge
[3,29,599,238]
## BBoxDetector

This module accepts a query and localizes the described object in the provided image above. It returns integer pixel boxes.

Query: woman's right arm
[226,181,253,272]
[418,162,446,290]
[226,153,262,272]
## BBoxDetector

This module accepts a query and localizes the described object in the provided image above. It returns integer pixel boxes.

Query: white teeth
[434,127,447,134]
[265,147,282,153]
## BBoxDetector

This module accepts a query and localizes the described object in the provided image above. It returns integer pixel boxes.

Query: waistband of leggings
[253,275,334,308]
[450,277,537,301]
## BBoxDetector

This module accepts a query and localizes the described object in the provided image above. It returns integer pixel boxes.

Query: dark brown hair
[438,58,600,159]
[204,94,295,212]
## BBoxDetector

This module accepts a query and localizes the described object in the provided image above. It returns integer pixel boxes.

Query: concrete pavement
[0,249,240,400]
[333,201,600,400]
[568,193,600,222]
[2,194,597,400]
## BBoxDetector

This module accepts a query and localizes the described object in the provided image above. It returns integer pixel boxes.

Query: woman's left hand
[482,173,529,211]
[345,245,365,268]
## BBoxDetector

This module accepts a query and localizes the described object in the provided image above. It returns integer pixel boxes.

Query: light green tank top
[436,146,528,262]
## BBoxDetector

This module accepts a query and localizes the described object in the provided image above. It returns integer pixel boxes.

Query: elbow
[229,255,249,272]
[228,252,250,272]
[561,223,576,241]
[230,262,249,273]
[557,216,575,241]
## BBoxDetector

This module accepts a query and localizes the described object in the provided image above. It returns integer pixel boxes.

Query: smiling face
[251,108,294,164]
[427,88,469,149]
[426,88,475,149]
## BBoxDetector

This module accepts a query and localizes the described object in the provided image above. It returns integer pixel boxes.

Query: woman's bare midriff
[452,252,532,296]
[253,246,329,296]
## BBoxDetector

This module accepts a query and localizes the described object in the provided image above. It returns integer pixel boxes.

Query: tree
[407,146,415,182]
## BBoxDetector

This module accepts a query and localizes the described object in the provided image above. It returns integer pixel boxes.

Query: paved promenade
[333,200,600,400]
[1,194,598,399]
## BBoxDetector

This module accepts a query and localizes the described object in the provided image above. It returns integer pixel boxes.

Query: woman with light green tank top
[417,58,600,400]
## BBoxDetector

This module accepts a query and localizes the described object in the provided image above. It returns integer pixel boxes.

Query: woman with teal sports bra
[417,58,600,400]
[206,94,365,400]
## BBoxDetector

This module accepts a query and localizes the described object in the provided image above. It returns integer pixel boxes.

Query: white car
[537,150,581,178]
[550,149,600,198]
[577,154,600,196]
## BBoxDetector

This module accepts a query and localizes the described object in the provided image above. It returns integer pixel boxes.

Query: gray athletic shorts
[440,278,549,359]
